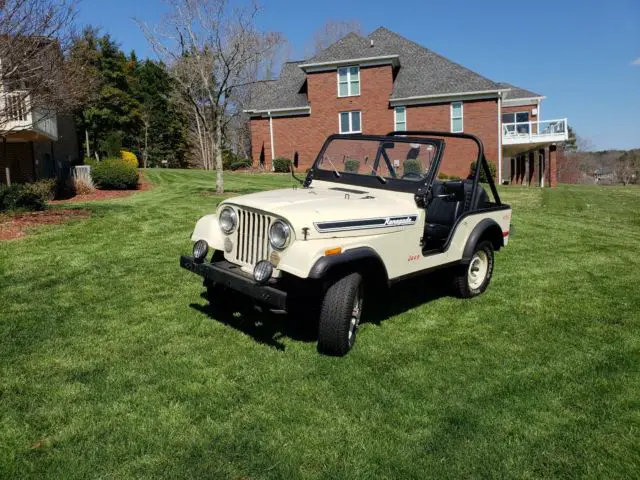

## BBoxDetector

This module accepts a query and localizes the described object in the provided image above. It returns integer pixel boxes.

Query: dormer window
[337,66,360,97]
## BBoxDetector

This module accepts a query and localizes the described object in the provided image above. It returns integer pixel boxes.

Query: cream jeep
[181,131,512,356]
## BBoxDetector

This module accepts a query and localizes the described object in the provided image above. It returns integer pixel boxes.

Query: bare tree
[139,0,283,193]
[615,150,640,185]
[307,20,362,56]
[0,0,92,133]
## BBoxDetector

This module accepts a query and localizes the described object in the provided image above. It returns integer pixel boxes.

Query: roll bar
[386,130,501,206]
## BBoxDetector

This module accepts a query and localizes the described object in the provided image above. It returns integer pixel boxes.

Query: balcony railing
[502,118,568,145]
[1,90,58,140]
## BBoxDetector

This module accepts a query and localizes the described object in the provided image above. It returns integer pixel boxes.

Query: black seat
[424,181,488,249]
[424,182,462,247]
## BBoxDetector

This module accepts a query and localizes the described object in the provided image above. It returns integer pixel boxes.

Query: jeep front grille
[235,208,272,266]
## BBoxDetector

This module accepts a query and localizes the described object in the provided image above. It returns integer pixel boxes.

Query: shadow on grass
[190,272,452,351]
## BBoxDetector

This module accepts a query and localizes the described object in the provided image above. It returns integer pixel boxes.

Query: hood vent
[329,187,368,195]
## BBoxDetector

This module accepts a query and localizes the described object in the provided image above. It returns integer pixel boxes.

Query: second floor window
[451,102,463,133]
[502,112,530,134]
[338,66,360,97]
[394,106,407,131]
[340,111,362,134]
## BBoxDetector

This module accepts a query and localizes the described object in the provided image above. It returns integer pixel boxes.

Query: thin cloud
[631,58,640,66]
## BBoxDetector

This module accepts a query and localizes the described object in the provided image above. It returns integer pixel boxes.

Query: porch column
[548,144,558,188]
[510,157,515,184]
[528,151,536,187]
[539,149,546,187]
[524,153,530,186]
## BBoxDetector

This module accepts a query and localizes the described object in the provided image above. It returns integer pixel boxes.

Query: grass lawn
[1,169,639,479]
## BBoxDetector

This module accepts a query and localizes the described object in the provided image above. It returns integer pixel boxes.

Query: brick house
[0,58,79,185]
[246,27,568,187]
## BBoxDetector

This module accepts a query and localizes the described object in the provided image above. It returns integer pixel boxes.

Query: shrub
[273,157,292,173]
[344,158,360,173]
[403,159,422,176]
[0,179,55,212]
[120,150,139,168]
[469,160,497,183]
[438,173,462,181]
[73,177,96,195]
[92,158,139,190]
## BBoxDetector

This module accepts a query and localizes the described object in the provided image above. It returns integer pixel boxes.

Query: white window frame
[450,101,464,133]
[337,66,360,98]
[339,111,362,134]
[394,106,407,131]
[502,111,530,134]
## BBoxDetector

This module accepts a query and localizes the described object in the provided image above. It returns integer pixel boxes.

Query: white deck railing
[502,118,568,145]
[1,90,58,140]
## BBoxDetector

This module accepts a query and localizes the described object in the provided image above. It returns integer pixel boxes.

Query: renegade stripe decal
[314,215,418,233]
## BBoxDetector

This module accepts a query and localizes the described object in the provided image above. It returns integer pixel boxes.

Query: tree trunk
[143,120,149,168]
[215,113,224,194]
[85,128,90,159]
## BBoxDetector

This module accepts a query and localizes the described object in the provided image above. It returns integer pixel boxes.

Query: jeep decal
[314,215,418,233]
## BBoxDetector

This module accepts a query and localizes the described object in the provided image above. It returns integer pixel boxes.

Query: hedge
[91,159,139,190]
[273,157,292,173]
[469,160,497,183]
[0,179,56,212]
[403,159,423,176]
[344,159,360,173]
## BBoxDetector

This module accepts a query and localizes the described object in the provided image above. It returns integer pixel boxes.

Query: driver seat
[424,182,462,248]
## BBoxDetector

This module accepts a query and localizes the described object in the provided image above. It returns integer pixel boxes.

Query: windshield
[316,137,438,181]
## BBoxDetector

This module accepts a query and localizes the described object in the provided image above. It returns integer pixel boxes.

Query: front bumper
[180,255,287,310]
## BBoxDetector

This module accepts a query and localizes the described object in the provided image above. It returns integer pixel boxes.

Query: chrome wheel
[468,251,489,290]
[348,287,363,344]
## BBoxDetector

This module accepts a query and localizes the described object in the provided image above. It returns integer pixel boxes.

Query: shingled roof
[246,27,540,112]
[496,82,543,100]
[246,61,310,112]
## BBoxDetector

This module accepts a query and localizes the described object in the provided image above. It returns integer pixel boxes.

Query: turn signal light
[324,247,342,256]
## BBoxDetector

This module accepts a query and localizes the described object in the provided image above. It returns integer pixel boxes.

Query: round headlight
[269,220,291,250]
[219,207,237,234]
[193,239,209,263]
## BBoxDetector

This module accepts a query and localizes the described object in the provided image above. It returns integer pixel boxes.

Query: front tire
[453,240,494,298]
[317,272,364,356]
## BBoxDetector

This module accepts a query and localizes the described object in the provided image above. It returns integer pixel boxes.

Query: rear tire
[453,240,494,298]
[317,272,364,356]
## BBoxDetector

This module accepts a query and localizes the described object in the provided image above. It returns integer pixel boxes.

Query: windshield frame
[310,134,444,193]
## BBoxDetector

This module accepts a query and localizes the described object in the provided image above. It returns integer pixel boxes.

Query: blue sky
[77,0,640,150]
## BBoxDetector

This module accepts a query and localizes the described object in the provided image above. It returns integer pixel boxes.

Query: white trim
[537,98,541,123]
[337,66,360,98]
[299,55,400,72]
[268,112,275,169]
[244,106,310,118]
[502,96,546,107]
[390,89,503,107]
[450,101,463,133]
[339,111,362,134]
[394,106,407,131]
[497,93,502,185]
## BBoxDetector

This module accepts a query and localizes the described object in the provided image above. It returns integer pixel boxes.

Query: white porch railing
[1,90,58,140]
[502,118,568,145]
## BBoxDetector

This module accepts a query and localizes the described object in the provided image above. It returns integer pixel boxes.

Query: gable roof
[497,82,543,100]
[246,27,542,112]
[246,60,310,112]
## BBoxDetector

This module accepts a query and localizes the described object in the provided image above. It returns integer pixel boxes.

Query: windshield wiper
[324,155,341,177]
[369,166,387,184]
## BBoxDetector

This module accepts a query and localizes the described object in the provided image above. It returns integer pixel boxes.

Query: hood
[221,182,420,238]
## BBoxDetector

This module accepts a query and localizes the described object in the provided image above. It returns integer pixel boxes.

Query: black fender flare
[308,246,388,282]
[461,218,503,263]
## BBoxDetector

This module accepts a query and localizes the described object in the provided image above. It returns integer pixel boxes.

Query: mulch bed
[0,209,92,241]
[49,172,153,204]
